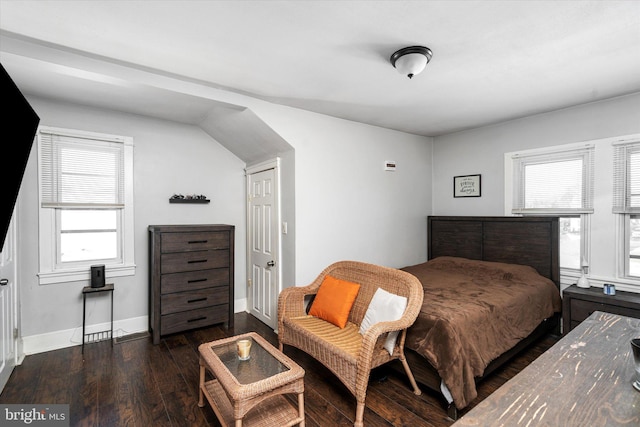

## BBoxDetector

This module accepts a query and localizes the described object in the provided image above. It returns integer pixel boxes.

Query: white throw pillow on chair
[359,288,408,355]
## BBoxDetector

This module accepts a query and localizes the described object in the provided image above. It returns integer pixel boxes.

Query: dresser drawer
[161,269,230,294]
[161,231,230,253]
[161,250,230,274]
[161,305,229,335]
[161,287,229,315]
[571,299,640,323]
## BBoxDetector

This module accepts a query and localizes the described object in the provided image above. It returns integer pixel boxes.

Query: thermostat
[384,161,396,171]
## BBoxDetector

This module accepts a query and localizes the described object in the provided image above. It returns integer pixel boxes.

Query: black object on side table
[82,283,114,353]
[562,284,640,334]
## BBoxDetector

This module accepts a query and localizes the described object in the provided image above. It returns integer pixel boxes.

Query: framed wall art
[453,174,481,198]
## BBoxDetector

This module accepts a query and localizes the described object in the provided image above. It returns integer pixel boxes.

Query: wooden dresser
[452,311,640,426]
[149,224,234,344]
[562,284,640,334]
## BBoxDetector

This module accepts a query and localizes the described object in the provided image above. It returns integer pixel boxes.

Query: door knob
[267,260,275,267]
[0,278,8,286]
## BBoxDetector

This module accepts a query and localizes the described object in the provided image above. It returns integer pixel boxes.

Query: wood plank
[366,379,437,427]
[151,338,210,426]
[116,338,172,426]
[68,345,98,426]
[0,313,561,427]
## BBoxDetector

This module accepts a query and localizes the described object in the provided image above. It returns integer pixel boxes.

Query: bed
[398,216,562,420]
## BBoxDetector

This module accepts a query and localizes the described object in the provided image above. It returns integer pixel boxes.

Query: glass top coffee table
[198,332,305,427]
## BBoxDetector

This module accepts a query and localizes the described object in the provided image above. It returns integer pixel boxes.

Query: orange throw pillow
[308,275,361,328]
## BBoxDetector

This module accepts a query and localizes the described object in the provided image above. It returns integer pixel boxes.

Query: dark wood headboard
[427,216,560,288]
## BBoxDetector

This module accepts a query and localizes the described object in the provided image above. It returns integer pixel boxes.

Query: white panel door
[248,168,278,328]
[0,215,17,392]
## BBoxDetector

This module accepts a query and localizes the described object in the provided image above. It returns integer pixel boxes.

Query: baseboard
[235,297,247,313]
[22,315,148,356]
[21,299,249,356]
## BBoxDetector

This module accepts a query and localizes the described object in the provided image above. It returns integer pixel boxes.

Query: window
[38,127,134,284]
[613,140,640,278]
[630,214,640,277]
[509,145,594,270]
[59,209,119,263]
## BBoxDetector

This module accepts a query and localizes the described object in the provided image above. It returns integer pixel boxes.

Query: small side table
[198,332,305,427]
[82,283,114,353]
[562,284,640,334]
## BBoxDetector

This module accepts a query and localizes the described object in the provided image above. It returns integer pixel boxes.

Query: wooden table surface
[453,311,640,426]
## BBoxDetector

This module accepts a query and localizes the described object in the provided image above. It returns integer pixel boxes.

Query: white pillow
[359,288,408,355]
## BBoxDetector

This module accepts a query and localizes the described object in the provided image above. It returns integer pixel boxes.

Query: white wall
[159,79,435,285]
[253,107,433,284]
[18,97,246,352]
[431,92,640,290]
[432,93,640,215]
[16,93,434,353]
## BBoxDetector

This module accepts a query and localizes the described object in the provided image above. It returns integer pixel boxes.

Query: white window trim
[618,213,632,278]
[612,140,640,214]
[510,144,595,215]
[37,126,135,285]
[505,141,593,272]
[505,135,640,292]
[612,136,640,279]
[504,141,595,215]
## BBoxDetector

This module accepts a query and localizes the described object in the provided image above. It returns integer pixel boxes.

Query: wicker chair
[278,260,424,427]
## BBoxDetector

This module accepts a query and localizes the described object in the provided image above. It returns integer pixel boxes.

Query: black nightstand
[82,283,114,353]
[562,284,640,334]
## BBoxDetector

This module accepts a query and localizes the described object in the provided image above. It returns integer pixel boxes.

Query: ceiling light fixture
[390,46,433,79]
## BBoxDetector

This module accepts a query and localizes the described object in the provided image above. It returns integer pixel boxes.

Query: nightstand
[82,283,114,353]
[562,284,640,334]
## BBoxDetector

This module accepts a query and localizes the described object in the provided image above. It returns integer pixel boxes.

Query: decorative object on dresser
[576,257,590,288]
[148,224,234,345]
[562,284,640,334]
[632,338,640,392]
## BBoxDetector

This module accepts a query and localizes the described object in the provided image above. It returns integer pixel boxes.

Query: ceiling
[1,1,639,137]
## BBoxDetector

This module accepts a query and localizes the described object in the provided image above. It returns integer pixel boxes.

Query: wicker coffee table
[198,332,305,427]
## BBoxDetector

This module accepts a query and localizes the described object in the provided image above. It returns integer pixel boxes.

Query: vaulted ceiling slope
[1,1,639,137]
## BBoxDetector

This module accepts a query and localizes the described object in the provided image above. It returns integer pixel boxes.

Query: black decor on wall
[169,194,210,204]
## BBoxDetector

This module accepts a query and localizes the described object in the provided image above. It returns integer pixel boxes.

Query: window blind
[613,141,640,214]
[512,146,594,214]
[40,131,125,208]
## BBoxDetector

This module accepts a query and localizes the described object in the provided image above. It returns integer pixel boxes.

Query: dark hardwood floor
[0,313,558,426]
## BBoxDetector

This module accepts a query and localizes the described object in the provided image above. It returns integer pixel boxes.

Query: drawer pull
[188,316,207,323]
[188,297,207,303]
[187,278,208,283]
[188,259,207,264]
[188,240,208,244]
